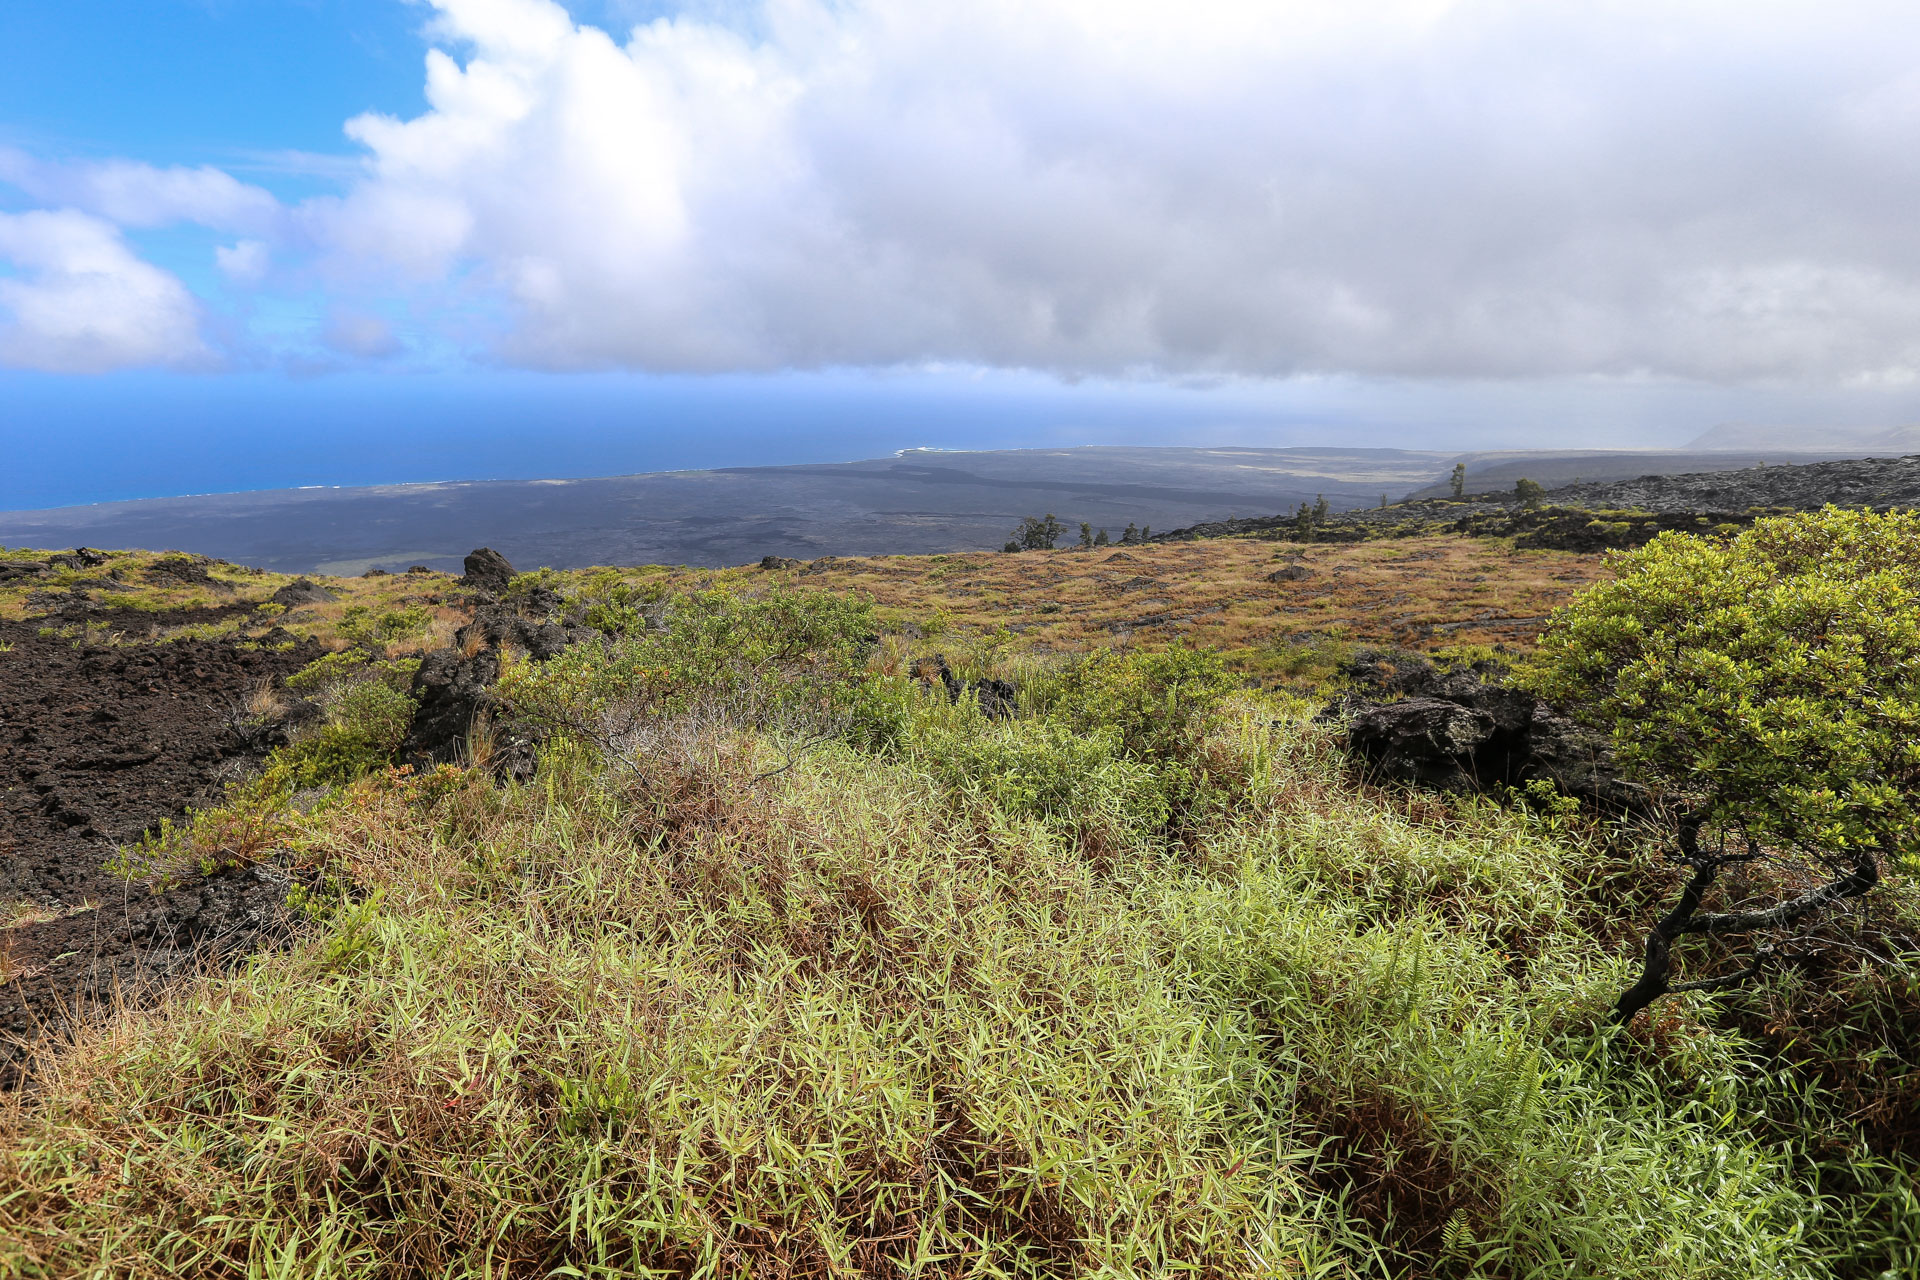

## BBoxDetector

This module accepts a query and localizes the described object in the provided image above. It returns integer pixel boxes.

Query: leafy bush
[910,712,1173,845]
[1029,644,1238,764]
[279,651,421,788]
[337,604,431,651]
[1524,508,1919,1021]
[887,645,1240,848]
[1525,507,1920,855]
[576,567,667,636]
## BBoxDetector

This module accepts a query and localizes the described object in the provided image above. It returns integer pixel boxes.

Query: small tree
[1121,522,1139,545]
[1006,514,1065,551]
[1078,521,1093,550]
[1312,494,1329,525]
[1513,477,1545,509]
[1140,525,1151,541]
[1094,528,1110,547]
[1523,509,1917,1024]
[1292,502,1314,542]
[1450,462,1467,499]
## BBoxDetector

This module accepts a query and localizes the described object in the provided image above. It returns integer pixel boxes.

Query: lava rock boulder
[1332,649,1644,810]
[462,547,515,596]
[1346,698,1497,791]
[400,648,502,768]
[270,578,339,607]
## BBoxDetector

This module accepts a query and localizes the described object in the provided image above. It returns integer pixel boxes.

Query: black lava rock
[1332,649,1643,810]
[401,648,501,768]
[270,578,339,607]
[462,547,516,596]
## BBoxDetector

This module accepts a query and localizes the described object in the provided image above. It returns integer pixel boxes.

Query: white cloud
[322,308,404,358]
[0,210,210,373]
[216,239,272,284]
[292,0,1920,382]
[0,148,282,235]
[10,0,1920,386]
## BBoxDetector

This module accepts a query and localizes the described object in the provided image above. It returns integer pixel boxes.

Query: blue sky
[6,1,1920,509]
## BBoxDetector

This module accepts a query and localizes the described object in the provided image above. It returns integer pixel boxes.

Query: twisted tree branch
[1612,814,1884,1026]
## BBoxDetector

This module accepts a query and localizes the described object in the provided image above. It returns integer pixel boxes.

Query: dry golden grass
[2,536,1609,684]
[655,535,1611,681]
[0,551,470,653]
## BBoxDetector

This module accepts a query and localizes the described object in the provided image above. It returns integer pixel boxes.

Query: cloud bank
[9,0,1920,381]
[0,211,209,373]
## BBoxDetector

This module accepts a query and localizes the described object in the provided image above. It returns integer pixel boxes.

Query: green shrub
[278,651,421,788]
[1523,507,1919,1023]
[499,586,877,733]
[284,648,374,697]
[577,567,666,636]
[1525,507,1920,855]
[884,645,1241,846]
[907,705,1173,848]
[338,604,431,651]
[1030,644,1238,764]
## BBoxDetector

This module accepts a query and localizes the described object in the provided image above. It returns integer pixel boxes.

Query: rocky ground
[1157,453,1920,551]
[0,597,324,1078]
[1327,647,1641,811]
[1550,452,1920,511]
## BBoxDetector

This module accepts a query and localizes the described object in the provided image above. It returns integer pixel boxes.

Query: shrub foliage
[1526,507,1918,1021]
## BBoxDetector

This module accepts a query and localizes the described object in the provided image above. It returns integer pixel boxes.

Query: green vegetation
[277,649,422,788]
[1004,514,1067,553]
[1528,508,1920,857]
[1526,507,1920,1023]
[2,521,1916,1276]
[338,604,433,652]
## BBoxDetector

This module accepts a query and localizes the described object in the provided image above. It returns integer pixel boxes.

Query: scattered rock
[362,567,390,578]
[270,577,339,607]
[402,592,595,775]
[462,547,515,595]
[760,555,802,570]
[1102,551,1141,563]
[1553,453,1920,513]
[0,560,48,583]
[1267,565,1314,583]
[45,548,109,571]
[453,603,586,661]
[0,863,299,1084]
[405,565,435,575]
[0,609,321,1077]
[143,553,231,592]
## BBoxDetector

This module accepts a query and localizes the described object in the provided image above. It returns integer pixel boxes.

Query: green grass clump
[276,649,421,788]
[0,580,1912,1277]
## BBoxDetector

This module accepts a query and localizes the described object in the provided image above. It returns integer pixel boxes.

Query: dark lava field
[0,607,319,1079]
